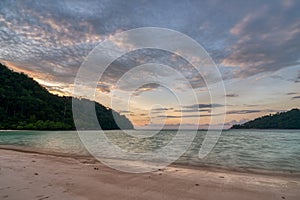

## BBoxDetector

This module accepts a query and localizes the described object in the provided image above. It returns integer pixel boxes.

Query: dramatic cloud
[2,1,299,88]
[223,1,300,77]
[0,0,299,127]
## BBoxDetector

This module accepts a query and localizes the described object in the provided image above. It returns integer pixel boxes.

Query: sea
[0,129,299,173]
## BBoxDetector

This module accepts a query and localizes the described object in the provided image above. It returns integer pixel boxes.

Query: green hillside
[0,63,133,130]
[231,109,300,129]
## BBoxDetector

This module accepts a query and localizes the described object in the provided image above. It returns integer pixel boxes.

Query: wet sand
[0,148,300,200]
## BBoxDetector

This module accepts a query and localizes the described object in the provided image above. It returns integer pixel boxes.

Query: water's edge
[1,130,300,174]
[1,144,299,178]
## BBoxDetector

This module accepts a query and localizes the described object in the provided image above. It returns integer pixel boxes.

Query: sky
[0,0,300,129]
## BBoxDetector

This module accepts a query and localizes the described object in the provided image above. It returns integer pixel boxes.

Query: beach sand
[0,149,300,200]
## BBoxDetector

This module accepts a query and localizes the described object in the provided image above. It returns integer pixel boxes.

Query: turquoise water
[0,130,299,172]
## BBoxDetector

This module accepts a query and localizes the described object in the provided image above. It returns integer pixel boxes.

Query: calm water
[0,130,299,172]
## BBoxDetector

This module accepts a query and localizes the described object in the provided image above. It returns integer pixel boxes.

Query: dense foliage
[231,109,300,129]
[0,63,133,130]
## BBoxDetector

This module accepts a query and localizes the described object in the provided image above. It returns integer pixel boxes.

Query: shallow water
[0,129,299,172]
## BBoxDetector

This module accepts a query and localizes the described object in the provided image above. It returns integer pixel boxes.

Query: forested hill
[0,63,133,130]
[231,108,300,129]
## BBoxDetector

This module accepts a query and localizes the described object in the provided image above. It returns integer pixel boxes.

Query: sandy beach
[0,149,299,200]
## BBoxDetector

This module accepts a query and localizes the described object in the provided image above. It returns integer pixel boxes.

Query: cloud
[242,104,260,107]
[1,1,300,76]
[131,83,161,96]
[174,109,210,113]
[292,96,300,99]
[223,1,300,77]
[119,110,132,114]
[225,93,238,98]
[97,82,112,93]
[0,0,299,129]
[226,109,285,115]
[0,0,247,90]
[157,114,217,118]
[295,71,300,83]
[226,110,261,115]
[1,0,299,86]
[184,103,224,109]
[287,92,297,95]
[152,107,172,111]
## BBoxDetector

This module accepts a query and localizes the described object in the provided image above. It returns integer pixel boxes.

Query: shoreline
[1,148,300,199]
[1,144,299,178]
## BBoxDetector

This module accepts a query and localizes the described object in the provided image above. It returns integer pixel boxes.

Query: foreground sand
[0,149,300,200]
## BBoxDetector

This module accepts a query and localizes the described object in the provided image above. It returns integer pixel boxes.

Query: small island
[0,63,133,130]
[231,108,300,129]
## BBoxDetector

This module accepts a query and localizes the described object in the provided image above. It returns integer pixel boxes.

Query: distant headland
[231,108,300,129]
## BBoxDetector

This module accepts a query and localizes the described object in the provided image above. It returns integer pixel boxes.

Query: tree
[0,63,134,130]
[231,109,300,129]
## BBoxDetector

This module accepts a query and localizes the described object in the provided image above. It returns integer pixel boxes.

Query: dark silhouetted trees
[0,63,133,130]
[231,109,300,129]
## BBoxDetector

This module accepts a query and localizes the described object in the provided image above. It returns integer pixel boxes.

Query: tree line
[231,108,300,129]
[0,63,133,130]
